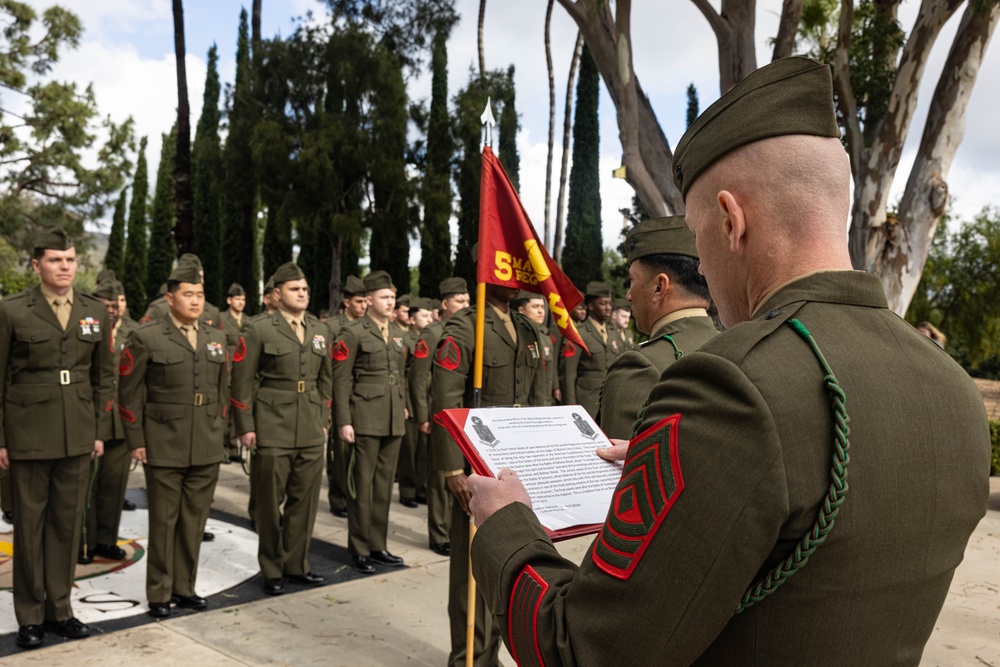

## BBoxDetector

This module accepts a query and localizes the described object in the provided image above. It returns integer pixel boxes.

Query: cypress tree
[262,201,291,282]
[104,188,127,279]
[418,28,453,297]
[498,65,520,191]
[193,44,223,305]
[124,136,150,312]
[561,46,602,290]
[147,126,177,299]
[686,83,699,128]
[221,9,258,312]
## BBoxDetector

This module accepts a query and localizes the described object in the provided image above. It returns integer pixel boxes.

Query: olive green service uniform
[537,323,559,406]
[397,323,424,504]
[0,229,114,629]
[559,316,623,418]
[220,283,247,462]
[84,312,139,554]
[430,301,547,667]
[231,264,333,581]
[332,273,407,559]
[470,57,991,666]
[143,296,223,330]
[408,300,453,550]
[118,308,228,604]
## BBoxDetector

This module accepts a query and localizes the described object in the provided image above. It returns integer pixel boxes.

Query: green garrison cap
[262,277,275,295]
[343,275,366,296]
[625,216,698,263]
[364,270,396,293]
[612,297,631,311]
[168,263,202,284]
[156,283,168,298]
[396,293,411,308]
[585,281,612,299]
[227,282,246,297]
[34,226,73,252]
[272,261,306,286]
[92,280,123,301]
[177,253,204,270]
[672,56,840,198]
[409,297,436,313]
[96,268,118,286]
[439,277,468,298]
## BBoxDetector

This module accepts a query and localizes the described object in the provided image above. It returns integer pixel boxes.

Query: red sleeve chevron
[508,565,549,667]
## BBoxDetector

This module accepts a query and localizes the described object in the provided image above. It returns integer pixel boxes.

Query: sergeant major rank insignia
[79,316,101,335]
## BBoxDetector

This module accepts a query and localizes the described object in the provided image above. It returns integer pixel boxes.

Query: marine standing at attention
[0,227,113,650]
[467,56,990,665]
[118,263,229,618]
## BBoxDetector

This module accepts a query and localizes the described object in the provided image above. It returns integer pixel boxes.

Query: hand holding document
[435,405,623,540]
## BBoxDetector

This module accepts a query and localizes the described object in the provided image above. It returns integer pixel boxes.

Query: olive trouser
[144,463,220,603]
[327,429,349,512]
[0,466,13,513]
[10,454,90,626]
[83,438,130,551]
[347,434,402,556]
[423,430,452,547]
[397,421,425,501]
[253,445,323,579]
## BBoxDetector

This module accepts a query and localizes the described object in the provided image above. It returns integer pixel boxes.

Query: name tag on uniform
[312,334,326,351]
[79,316,101,335]
[206,341,224,359]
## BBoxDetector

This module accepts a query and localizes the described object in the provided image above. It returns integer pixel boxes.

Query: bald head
[684,135,854,327]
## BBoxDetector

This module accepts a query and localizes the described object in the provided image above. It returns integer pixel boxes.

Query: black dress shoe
[221,456,232,465]
[43,618,89,639]
[400,497,418,508]
[15,625,44,649]
[331,507,348,518]
[122,499,137,511]
[148,603,171,618]
[430,542,451,556]
[77,551,93,565]
[263,578,285,595]
[2,511,13,524]
[229,454,244,463]
[352,555,376,574]
[370,550,404,567]
[172,594,208,610]
[415,494,427,505]
[93,543,127,560]
[287,572,326,586]
[202,531,215,542]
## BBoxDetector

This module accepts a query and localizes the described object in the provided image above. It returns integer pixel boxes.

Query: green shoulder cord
[628,334,683,439]
[735,318,851,614]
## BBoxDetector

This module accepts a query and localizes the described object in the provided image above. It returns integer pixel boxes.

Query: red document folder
[434,407,606,542]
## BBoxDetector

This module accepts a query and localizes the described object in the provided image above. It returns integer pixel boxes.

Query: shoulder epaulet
[697,301,808,365]
[134,319,159,332]
[4,290,29,302]
[304,312,320,323]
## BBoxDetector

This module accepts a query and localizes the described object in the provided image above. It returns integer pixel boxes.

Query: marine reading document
[434,405,623,541]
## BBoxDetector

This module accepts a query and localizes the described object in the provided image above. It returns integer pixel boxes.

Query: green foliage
[907,207,1000,368]
[147,126,176,301]
[418,27,453,298]
[600,247,627,298]
[123,136,149,312]
[193,44,223,304]
[0,1,134,257]
[103,188,127,279]
[562,45,603,290]
[498,65,520,192]
[0,236,37,296]
[990,421,1000,475]
[685,83,699,128]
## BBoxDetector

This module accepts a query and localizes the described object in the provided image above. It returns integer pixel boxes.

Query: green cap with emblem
[439,277,468,298]
[96,268,118,286]
[364,270,395,293]
[672,56,840,198]
[272,261,306,286]
[177,253,204,271]
[625,215,698,263]
[396,293,411,308]
[585,281,612,299]
[409,297,437,313]
[168,263,202,284]
[227,282,246,297]
[34,226,73,253]
[92,280,123,301]
[343,275,366,296]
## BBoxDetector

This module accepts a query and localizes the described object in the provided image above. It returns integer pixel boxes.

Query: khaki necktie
[379,324,388,345]
[500,313,518,345]
[180,325,197,349]
[292,319,305,344]
[597,323,608,344]
[52,298,71,330]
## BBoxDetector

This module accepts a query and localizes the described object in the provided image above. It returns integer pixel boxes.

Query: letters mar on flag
[476,146,588,353]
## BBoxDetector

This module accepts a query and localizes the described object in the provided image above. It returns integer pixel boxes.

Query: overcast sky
[29,0,1000,264]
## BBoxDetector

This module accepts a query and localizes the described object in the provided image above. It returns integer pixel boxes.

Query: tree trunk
[172,0,194,255]
[880,1,1000,314]
[544,0,555,249]
[843,0,963,276]
[478,0,487,79]
[691,0,758,93]
[328,234,343,314]
[772,0,805,60]
[554,32,583,265]
[252,0,261,49]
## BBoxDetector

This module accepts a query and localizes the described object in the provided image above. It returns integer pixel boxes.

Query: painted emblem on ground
[0,509,259,634]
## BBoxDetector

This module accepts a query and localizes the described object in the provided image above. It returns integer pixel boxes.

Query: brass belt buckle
[297,380,306,393]
[59,370,71,385]
[511,403,522,408]
[194,393,204,406]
